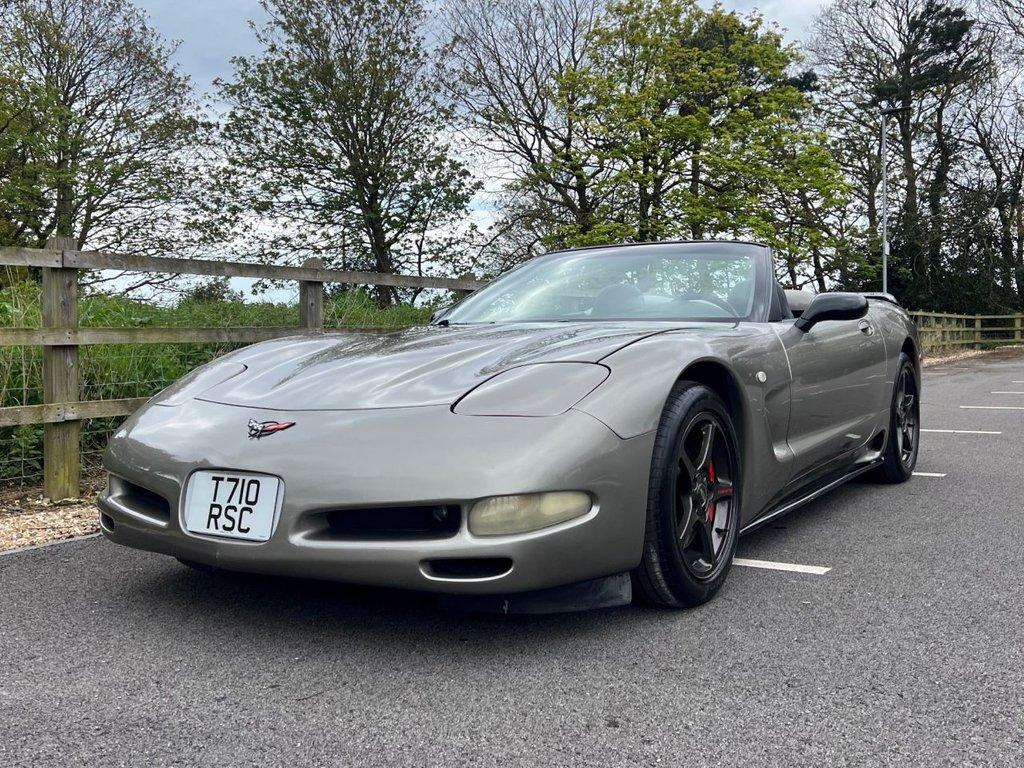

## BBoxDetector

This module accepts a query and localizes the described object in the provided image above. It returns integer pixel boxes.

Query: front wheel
[871,352,920,483]
[632,382,741,608]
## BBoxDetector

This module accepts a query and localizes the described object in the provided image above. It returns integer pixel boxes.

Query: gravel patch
[923,344,1024,367]
[0,478,102,553]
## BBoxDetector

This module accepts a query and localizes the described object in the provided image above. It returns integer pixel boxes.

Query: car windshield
[443,244,761,324]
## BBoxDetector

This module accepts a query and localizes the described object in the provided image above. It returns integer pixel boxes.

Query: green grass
[0,284,433,483]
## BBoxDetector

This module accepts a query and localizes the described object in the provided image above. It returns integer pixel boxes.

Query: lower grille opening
[100,512,115,531]
[426,557,513,580]
[110,476,171,524]
[320,505,461,541]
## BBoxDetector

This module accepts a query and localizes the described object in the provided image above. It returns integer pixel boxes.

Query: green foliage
[557,0,850,262]
[447,0,854,285]
[809,0,1010,310]
[215,0,479,305]
[0,0,212,255]
[180,278,244,305]
[0,64,46,249]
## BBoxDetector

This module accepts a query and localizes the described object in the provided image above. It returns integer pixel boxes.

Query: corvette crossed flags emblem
[247,419,296,440]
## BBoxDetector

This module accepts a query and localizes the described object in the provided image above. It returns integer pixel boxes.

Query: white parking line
[913,471,947,477]
[733,558,831,575]
[921,428,1002,435]
[991,391,1024,395]
[960,405,1024,410]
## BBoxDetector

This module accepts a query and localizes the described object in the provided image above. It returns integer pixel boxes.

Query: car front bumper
[99,398,654,594]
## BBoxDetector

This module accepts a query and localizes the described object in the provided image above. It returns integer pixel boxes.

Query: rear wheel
[871,353,919,483]
[632,382,741,608]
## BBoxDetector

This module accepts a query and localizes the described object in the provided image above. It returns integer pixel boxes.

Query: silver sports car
[100,241,920,609]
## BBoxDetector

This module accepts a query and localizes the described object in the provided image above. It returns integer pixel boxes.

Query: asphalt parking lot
[2,351,1023,767]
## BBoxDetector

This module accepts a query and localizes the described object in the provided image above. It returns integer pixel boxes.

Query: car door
[774,312,886,482]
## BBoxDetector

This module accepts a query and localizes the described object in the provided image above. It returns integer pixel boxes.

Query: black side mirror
[794,293,868,332]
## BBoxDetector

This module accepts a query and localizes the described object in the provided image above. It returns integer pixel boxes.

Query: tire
[176,557,219,574]
[632,381,741,608]
[871,352,920,484]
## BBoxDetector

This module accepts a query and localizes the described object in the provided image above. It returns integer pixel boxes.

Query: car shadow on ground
[89,475,892,650]
[735,478,873,552]
[121,554,658,649]
[102,482,875,645]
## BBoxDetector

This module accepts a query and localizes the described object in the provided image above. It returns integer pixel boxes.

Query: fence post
[453,271,476,301]
[299,257,324,331]
[974,314,982,350]
[42,236,80,500]
[1015,315,1022,343]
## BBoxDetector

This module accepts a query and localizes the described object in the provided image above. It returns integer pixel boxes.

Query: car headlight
[453,363,609,417]
[468,492,593,536]
[150,362,247,407]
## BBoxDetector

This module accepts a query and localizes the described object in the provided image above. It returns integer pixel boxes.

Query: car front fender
[573,325,795,523]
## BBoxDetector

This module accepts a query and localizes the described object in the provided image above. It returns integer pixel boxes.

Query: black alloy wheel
[673,414,736,581]
[871,352,920,484]
[893,364,919,468]
[633,382,741,608]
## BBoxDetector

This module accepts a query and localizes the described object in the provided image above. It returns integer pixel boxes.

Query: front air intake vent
[318,505,461,541]
[424,558,514,580]
[108,476,171,525]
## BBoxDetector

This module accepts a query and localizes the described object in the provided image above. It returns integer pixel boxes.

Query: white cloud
[726,0,827,41]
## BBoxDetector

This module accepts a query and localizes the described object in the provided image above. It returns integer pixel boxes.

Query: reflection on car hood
[198,322,684,410]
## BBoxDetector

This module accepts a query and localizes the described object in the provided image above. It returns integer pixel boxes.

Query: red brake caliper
[706,460,716,522]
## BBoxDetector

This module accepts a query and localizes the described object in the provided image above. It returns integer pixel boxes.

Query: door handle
[858,319,874,335]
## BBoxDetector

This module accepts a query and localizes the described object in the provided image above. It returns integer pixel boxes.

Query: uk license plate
[183,471,282,542]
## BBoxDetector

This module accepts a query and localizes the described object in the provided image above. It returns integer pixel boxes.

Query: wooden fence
[2,242,1023,500]
[0,240,482,500]
[910,311,1024,357]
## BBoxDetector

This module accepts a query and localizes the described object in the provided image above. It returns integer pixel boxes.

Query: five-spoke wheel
[634,381,741,607]
[872,351,920,483]
[673,416,736,580]
[893,365,918,467]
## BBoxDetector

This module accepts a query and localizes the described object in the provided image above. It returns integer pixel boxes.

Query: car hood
[198,322,682,411]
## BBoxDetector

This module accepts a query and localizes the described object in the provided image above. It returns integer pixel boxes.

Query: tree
[808,0,991,306]
[992,0,1024,43]
[0,62,42,249]
[442,0,612,263]
[0,0,210,259]
[218,0,478,306]
[560,0,851,285]
[447,0,852,285]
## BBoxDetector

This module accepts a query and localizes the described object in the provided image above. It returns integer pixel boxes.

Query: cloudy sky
[136,0,829,95]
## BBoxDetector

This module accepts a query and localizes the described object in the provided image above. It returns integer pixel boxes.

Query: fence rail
[1,243,482,499]
[910,311,1023,355]
[0,246,483,292]
[2,243,1023,499]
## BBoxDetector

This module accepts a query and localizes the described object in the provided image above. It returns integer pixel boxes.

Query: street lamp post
[879,105,911,295]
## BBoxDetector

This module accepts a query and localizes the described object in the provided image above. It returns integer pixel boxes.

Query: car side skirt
[739,459,883,536]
